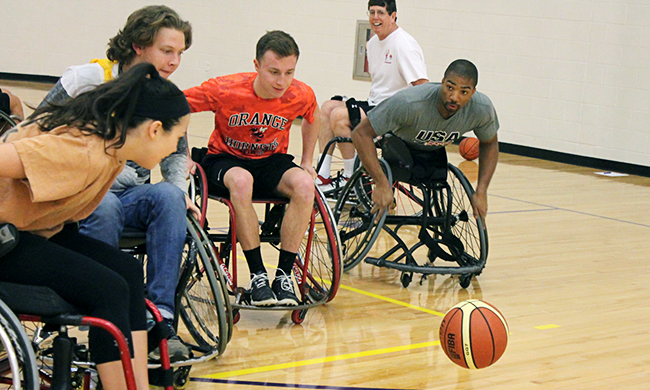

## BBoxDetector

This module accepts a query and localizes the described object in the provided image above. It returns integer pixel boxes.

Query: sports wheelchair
[0,281,174,390]
[190,148,342,325]
[332,135,488,288]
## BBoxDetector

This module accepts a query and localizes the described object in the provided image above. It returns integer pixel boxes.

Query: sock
[318,154,333,178]
[276,249,297,277]
[244,246,265,275]
[343,156,356,178]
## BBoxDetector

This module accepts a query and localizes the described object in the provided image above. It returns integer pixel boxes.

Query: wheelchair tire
[333,160,390,271]
[0,298,39,390]
[294,188,342,303]
[177,217,233,355]
[434,164,488,271]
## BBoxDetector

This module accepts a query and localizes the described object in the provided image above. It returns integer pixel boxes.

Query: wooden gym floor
[4,81,650,389]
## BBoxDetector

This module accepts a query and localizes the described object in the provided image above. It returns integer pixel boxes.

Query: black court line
[489,208,557,215]
[491,194,650,228]
[191,377,408,390]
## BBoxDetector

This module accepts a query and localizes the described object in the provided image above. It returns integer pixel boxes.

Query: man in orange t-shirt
[184,30,319,307]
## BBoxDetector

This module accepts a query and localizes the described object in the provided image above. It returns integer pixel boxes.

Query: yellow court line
[260,263,444,316]
[535,324,560,330]
[338,284,445,317]
[263,264,443,316]
[203,341,440,379]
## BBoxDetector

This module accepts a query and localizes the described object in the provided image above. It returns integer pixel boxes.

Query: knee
[225,170,254,199]
[290,172,315,203]
[321,99,341,118]
[91,269,132,308]
[331,107,352,136]
[150,182,186,213]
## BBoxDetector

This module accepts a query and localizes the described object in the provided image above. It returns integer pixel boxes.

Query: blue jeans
[79,182,186,320]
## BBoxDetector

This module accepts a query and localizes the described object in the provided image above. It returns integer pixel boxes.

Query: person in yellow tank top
[38,5,195,363]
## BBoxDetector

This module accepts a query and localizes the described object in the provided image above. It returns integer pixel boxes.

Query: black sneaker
[249,272,277,306]
[271,270,299,306]
[148,319,190,363]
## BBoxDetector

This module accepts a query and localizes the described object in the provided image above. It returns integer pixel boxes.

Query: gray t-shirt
[368,83,498,151]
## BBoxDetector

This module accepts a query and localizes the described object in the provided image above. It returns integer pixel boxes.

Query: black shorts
[202,153,300,197]
[331,95,374,128]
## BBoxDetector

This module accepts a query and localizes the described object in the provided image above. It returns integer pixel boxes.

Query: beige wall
[2,0,649,167]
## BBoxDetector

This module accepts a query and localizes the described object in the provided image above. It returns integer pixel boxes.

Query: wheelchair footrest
[364,256,484,275]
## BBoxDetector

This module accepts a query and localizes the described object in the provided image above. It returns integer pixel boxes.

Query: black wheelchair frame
[332,139,489,289]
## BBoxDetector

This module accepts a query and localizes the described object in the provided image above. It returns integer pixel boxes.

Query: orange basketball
[459,137,480,161]
[439,299,508,369]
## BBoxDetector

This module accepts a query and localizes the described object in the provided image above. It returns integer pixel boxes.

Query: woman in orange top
[0,63,190,390]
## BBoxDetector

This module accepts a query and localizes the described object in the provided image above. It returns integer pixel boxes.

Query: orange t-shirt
[184,72,317,159]
[0,123,124,238]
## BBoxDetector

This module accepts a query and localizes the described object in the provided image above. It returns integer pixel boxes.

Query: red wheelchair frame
[0,280,173,390]
[190,160,342,325]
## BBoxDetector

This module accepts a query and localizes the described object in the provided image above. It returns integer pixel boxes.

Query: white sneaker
[316,175,334,192]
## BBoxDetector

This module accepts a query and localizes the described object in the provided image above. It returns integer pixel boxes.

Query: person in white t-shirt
[316,0,428,192]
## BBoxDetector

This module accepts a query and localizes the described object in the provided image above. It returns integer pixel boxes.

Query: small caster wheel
[173,366,191,389]
[291,309,307,324]
[459,274,472,289]
[232,309,241,324]
[400,272,412,288]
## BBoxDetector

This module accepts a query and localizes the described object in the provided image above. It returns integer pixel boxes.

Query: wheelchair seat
[0,282,79,318]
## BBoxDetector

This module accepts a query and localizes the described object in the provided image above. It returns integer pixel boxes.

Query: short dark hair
[444,59,479,87]
[368,0,397,15]
[256,30,300,62]
[107,5,192,66]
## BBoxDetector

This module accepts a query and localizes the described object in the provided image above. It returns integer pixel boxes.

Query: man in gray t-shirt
[352,59,499,222]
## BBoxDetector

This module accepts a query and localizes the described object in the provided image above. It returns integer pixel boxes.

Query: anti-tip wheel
[400,272,412,288]
[291,309,307,324]
[173,366,191,389]
[459,274,472,289]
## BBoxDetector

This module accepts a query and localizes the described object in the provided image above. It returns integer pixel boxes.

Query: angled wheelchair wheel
[294,188,342,304]
[333,160,390,271]
[0,299,38,390]
[429,164,488,270]
[177,217,232,355]
[0,111,17,139]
